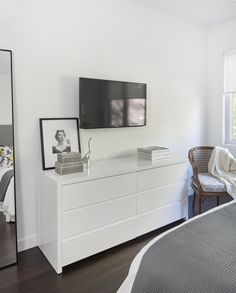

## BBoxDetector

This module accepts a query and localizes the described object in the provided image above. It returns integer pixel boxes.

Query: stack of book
[55,152,83,175]
[137,146,171,161]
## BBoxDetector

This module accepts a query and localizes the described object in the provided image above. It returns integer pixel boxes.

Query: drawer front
[136,200,187,236]
[137,181,187,214]
[63,195,136,239]
[62,173,136,211]
[63,218,136,266]
[137,163,187,192]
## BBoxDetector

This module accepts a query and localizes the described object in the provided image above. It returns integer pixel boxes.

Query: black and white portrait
[40,118,80,170]
[52,129,71,154]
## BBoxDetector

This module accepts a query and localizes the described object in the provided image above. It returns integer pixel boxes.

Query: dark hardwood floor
[0,212,17,268]
[0,195,232,293]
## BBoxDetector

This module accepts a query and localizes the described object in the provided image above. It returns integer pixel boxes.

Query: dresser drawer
[63,195,136,239]
[62,173,136,211]
[137,163,187,192]
[136,200,187,236]
[63,218,136,266]
[137,181,187,214]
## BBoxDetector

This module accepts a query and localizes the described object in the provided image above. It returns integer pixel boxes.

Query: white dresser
[38,155,188,274]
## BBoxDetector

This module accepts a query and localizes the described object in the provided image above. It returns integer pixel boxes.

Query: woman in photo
[52,129,71,153]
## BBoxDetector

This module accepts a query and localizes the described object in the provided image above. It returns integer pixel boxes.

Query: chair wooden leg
[198,193,202,214]
[192,192,196,210]
[217,196,220,206]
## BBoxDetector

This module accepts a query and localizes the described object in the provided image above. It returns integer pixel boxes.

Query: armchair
[188,146,229,214]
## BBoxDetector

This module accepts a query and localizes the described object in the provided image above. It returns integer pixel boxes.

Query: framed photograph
[39,118,80,170]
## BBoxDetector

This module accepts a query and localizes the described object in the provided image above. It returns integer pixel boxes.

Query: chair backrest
[188,146,214,177]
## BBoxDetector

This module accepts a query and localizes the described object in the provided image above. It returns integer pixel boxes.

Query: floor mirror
[0,49,17,268]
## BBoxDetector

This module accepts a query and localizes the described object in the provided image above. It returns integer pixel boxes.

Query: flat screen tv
[79,77,147,129]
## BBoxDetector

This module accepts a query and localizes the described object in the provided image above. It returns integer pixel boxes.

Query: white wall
[0,0,207,250]
[207,19,236,148]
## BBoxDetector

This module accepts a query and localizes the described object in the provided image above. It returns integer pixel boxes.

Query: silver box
[55,161,83,175]
[57,152,81,164]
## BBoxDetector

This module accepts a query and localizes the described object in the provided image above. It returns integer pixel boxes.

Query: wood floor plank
[0,212,17,268]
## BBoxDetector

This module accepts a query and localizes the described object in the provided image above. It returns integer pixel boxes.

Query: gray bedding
[0,169,14,202]
[131,202,236,293]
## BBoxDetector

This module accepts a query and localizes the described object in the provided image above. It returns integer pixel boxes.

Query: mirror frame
[0,48,18,268]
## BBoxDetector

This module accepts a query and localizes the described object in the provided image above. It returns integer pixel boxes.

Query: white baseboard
[17,234,38,252]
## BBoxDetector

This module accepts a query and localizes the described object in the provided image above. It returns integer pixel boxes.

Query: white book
[138,153,171,160]
[138,151,171,157]
[152,155,171,160]
[137,146,169,154]
[138,152,170,157]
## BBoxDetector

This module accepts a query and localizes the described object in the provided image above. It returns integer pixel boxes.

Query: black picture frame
[39,118,80,170]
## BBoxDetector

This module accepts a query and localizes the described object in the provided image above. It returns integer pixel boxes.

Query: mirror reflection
[0,49,17,268]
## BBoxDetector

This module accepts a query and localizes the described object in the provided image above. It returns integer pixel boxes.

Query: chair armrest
[188,149,202,191]
[188,150,200,182]
[192,164,200,183]
[192,176,201,189]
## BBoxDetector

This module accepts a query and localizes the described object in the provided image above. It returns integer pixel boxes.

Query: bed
[0,137,15,222]
[0,166,15,222]
[118,200,236,293]
[0,125,15,222]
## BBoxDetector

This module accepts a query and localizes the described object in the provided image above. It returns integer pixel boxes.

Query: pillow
[0,146,14,168]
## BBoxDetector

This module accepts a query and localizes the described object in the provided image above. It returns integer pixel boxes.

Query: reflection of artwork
[127,99,145,126]
[39,118,80,170]
[110,98,146,127]
[111,99,124,126]
[52,129,71,154]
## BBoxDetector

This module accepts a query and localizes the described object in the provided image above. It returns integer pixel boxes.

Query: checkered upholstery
[191,148,213,172]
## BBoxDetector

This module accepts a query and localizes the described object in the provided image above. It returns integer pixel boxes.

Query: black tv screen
[79,78,147,129]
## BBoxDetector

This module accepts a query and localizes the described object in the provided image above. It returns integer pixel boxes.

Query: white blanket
[208,146,236,198]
